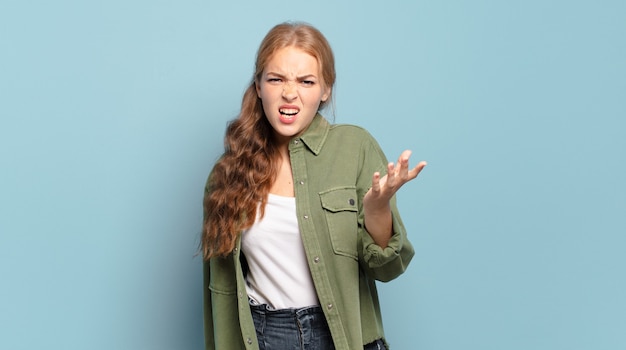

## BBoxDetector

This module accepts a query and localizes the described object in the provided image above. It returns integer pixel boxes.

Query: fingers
[392,150,411,178]
[409,160,428,178]
[370,171,381,193]
[370,150,427,198]
[398,150,413,164]
[392,150,414,181]
[390,150,426,186]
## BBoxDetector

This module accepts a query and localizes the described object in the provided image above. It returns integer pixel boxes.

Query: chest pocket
[319,187,359,260]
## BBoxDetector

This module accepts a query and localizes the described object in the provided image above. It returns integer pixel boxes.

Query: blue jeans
[250,302,387,350]
[364,339,387,350]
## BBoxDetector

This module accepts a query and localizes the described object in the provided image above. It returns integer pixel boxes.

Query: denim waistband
[250,301,334,350]
[249,302,324,318]
[249,301,386,349]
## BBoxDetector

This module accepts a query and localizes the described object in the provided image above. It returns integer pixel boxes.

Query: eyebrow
[265,72,318,80]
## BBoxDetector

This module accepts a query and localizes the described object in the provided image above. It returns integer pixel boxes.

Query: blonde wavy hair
[202,22,336,259]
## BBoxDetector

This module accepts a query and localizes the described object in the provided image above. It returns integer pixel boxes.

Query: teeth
[279,108,299,115]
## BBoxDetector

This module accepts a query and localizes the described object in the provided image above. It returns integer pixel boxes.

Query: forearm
[363,203,393,248]
[361,149,426,249]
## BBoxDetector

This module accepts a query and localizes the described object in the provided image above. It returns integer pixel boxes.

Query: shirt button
[304,215,309,219]
[348,198,355,205]
[299,180,304,185]
[314,256,320,263]
[327,303,333,310]
[294,140,299,144]
[247,337,253,344]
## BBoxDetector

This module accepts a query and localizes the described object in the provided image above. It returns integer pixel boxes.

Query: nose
[282,81,297,100]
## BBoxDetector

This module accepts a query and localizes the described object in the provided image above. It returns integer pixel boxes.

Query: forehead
[264,46,320,75]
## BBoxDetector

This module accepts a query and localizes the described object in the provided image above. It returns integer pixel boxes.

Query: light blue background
[1,0,624,349]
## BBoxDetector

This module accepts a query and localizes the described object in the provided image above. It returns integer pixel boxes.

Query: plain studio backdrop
[1,1,624,349]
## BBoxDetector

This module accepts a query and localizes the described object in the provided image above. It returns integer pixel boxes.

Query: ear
[321,86,331,102]
[255,80,261,98]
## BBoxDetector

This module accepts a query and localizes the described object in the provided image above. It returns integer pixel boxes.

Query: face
[256,46,330,145]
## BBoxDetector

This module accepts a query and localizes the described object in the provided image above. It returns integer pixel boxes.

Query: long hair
[202,22,336,259]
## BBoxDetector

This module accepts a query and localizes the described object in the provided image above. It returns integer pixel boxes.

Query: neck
[271,131,293,157]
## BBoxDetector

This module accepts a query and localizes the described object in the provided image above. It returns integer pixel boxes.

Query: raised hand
[363,150,426,247]
[364,150,427,209]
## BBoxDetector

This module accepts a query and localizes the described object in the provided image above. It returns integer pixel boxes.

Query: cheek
[259,84,280,101]
[260,98,272,115]
[304,90,325,107]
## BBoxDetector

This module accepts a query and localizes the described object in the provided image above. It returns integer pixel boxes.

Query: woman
[202,21,426,350]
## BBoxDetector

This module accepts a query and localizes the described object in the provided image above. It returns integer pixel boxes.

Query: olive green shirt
[203,114,415,349]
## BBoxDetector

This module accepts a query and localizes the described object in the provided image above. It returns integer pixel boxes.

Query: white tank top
[241,193,319,309]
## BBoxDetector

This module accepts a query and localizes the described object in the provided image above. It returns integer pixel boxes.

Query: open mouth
[279,108,299,116]
[279,108,299,123]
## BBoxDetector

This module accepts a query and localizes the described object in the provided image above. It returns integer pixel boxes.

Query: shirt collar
[297,113,330,156]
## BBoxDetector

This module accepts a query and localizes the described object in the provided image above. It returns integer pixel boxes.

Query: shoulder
[322,123,386,162]
[328,123,377,142]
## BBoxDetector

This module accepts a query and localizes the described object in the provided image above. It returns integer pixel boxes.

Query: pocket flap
[319,187,358,213]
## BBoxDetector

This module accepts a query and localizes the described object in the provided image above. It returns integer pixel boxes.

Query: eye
[301,80,315,86]
[267,77,282,84]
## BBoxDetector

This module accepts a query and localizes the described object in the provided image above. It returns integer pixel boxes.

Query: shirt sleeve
[203,260,216,350]
[355,132,415,282]
[203,173,216,350]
